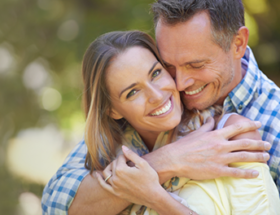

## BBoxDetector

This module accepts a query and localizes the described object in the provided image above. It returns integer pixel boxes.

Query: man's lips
[149,98,172,116]
[184,84,207,95]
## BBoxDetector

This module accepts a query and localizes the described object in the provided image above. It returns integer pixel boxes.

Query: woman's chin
[161,116,181,131]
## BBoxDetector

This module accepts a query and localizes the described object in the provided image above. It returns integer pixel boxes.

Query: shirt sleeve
[41,140,89,215]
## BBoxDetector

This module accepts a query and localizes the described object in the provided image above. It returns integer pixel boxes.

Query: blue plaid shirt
[41,46,280,214]
[224,46,280,192]
[41,141,89,214]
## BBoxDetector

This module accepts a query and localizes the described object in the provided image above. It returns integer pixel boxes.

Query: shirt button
[238,104,243,110]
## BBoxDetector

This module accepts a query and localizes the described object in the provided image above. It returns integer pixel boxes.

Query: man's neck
[216,60,244,105]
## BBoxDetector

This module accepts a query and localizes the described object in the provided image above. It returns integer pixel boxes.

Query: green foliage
[0,0,279,214]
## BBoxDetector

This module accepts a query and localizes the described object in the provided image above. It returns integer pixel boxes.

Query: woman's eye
[152,69,161,78]
[126,89,137,98]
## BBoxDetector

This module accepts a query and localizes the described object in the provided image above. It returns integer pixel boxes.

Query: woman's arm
[69,173,131,215]
[97,146,197,215]
[69,119,269,214]
[220,114,280,214]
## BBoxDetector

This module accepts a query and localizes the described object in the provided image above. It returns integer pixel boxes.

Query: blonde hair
[82,31,165,172]
[176,105,224,139]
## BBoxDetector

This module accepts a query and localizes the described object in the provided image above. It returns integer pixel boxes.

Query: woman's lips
[149,98,172,116]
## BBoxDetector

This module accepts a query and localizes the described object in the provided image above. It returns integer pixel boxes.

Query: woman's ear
[107,108,123,120]
[231,26,249,59]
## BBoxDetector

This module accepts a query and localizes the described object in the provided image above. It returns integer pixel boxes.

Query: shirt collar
[224,46,261,113]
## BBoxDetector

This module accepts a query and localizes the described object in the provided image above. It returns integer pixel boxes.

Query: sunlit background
[0,0,279,214]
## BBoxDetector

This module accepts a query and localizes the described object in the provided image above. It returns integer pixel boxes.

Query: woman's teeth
[185,85,205,95]
[151,100,171,116]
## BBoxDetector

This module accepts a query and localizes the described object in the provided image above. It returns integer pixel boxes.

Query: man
[153,0,280,188]
[42,0,278,214]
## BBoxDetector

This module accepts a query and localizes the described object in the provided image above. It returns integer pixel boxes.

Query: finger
[225,151,270,163]
[112,159,117,176]
[96,172,116,194]
[226,139,271,152]
[115,155,130,176]
[218,121,262,139]
[222,166,259,179]
[116,154,128,167]
[103,163,112,179]
[196,116,215,133]
[122,145,146,168]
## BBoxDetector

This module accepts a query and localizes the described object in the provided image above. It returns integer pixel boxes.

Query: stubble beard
[182,67,235,111]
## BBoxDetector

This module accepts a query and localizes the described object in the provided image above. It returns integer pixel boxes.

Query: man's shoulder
[258,71,280,102]
[42,139,89,213]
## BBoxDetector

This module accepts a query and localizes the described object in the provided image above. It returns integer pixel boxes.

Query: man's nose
[147,85,164,104]
[175,69,195,92]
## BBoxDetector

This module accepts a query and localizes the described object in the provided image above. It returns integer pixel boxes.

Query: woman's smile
[105,46,182,137]
[149,97,173,116]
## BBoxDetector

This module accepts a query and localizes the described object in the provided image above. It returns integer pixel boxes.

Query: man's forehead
[155,13,215,65]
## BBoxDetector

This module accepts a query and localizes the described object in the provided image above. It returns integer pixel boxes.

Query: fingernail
[252,171,259,177]
[264,142,271,150]
[122,145,129,151]
[255,121,261,127]
[263,153,269,161]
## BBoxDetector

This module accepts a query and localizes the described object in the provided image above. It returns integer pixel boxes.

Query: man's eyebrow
[163,60,206,67]
[180,59,206,67]
[119,61,159,98]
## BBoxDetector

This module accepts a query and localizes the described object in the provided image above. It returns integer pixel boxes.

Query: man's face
[156,11,240,110]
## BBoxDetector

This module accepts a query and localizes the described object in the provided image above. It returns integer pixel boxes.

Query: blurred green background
[0,0,279,214]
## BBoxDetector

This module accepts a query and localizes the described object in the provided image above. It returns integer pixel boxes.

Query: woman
[82,30,280,214]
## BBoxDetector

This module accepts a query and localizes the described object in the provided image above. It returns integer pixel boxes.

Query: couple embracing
[42,1,280,214]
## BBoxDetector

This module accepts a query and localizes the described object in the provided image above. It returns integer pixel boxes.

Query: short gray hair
[152,0,245,52]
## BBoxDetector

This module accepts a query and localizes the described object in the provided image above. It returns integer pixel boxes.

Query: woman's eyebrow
[119,83,137,98]
[148,61,159,75]
[119,61,159,98]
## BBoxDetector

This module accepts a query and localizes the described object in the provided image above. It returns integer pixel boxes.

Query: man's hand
[143,117,271,183]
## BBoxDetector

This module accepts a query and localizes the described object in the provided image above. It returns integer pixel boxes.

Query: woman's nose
[147,85,164,104]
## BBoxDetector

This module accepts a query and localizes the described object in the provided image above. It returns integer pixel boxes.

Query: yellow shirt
[120,113,280,215]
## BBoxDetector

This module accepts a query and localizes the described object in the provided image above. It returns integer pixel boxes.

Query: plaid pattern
[224,46,280,192]
[41,140,89,214]
[41,46,280,214]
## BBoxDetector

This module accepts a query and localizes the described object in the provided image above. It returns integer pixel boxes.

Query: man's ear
[107,108,123,120]
[232,26,249,59]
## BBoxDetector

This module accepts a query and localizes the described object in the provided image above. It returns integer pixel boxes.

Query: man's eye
[126,89,137,98]
[152,69,161,78]
[190,63,204,69]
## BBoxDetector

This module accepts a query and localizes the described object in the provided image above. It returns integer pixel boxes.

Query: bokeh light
[41,87,62,111]
[1,0,280,214]
[57,20,79,41]
[18,192,41,215]
[0,44,14,74]
[7,125,67,185]
[22,60,50,90]
[244,0,269,14]
[245,12,259,47]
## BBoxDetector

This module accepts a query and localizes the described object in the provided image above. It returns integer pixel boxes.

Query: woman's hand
[96,145,165,208]
[97,146,198,215]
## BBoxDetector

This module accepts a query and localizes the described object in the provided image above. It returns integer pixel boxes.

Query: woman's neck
[137,131,160,152]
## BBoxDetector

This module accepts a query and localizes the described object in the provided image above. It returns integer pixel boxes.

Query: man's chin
[183,101,212,111]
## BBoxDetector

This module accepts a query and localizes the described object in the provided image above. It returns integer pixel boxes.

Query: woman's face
[106,46,182,137]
